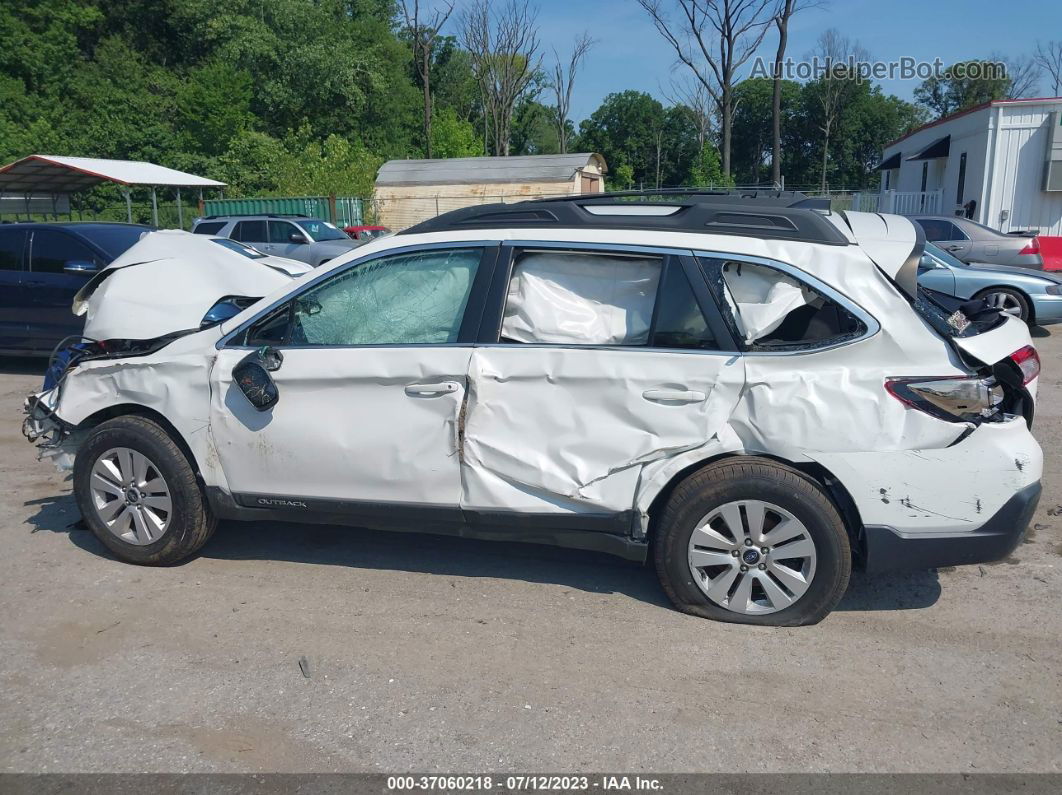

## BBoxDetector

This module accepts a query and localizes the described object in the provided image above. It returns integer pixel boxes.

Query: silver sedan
[918,243,1062,325]
[912,216,1043,269]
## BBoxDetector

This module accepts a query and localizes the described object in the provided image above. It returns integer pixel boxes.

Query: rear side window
[704,258,865,350]
[193,221,225,235]
[916,219,965,242]
[0,228,26,270]
[499,250,720,350]
[232,220,267,243]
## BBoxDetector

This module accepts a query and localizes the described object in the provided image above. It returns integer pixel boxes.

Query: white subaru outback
[23,192,1044,626]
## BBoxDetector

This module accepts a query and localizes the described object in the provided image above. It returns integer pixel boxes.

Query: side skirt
[206,489,648,563]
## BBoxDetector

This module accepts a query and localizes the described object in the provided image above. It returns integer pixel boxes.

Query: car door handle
[642,389,706,403]
[404,381,460,396]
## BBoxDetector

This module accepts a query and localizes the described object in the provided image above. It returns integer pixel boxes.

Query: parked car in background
[24,193,1043,626]
[343,224,391,242]
[0,222,153,355]
[918,242,1062,325]
[911,216,1043,269]
[191,214,361,267]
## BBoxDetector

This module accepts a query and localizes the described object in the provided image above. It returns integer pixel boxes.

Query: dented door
[460,249,743,516]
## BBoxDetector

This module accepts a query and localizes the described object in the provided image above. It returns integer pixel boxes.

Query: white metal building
[871,98,1062,235]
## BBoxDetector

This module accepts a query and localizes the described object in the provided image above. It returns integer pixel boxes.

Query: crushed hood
[73,231,310,340]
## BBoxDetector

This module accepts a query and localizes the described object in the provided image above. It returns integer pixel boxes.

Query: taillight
[1010,345,1040,384]
[885,376,1003,423]
[1018,237,1040,256]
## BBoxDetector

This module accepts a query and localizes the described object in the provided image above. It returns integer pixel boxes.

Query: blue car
[918,242,1062,326]
[0,222,153,355]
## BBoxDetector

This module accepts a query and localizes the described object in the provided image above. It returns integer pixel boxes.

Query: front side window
[705,258,865,350]
[269,221,297,243]
[244,247,482,347]
[916,218,964,242]
[30,230,101,273]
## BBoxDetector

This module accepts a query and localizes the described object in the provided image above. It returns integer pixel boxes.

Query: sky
[531,0,1062,123]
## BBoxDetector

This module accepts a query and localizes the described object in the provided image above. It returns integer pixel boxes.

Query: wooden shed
[373,153,607,229]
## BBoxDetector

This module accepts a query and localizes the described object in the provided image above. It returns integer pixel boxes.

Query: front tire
[73,416,216,565]
[653,457,851,626]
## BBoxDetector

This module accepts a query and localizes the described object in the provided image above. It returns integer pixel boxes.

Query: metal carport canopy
[0,154,226,225]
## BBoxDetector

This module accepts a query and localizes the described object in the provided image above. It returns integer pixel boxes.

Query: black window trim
[220,241,501,349]
[475,241,741,353]
[693,251,880,356]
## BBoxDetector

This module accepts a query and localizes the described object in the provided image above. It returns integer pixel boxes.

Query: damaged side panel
[27,331,228,490]
[460,346,746,515]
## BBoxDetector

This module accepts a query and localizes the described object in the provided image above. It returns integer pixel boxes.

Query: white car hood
[73,231,310,340]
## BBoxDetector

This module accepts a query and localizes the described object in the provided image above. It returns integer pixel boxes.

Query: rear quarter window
[193,221,226,235]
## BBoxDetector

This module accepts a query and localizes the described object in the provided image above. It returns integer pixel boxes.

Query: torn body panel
[25,330,228,490]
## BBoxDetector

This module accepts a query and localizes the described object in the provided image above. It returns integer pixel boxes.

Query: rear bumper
[862,481,1041,573]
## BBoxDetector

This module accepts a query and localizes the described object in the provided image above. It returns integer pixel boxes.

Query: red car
[343,225,391,242]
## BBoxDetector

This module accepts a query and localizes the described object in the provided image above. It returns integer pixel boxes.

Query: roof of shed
[376,153,607,186]
[0,154,226,193]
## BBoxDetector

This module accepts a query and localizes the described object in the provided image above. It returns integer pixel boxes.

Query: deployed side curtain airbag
[501,252,662,345]
[722,261,814,343]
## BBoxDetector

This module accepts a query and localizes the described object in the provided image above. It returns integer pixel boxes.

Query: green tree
[914,60,1011,119]
[431,107,484,158]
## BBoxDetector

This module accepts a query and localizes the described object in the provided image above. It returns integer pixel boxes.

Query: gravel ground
[0,330,1059,774]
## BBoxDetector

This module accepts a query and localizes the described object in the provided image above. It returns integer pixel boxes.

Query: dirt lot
[0,331,1060,775]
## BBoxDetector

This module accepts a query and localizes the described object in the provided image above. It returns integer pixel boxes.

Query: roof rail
[201,213,311,220]
[400,190,845,245]
[533,188,829,209]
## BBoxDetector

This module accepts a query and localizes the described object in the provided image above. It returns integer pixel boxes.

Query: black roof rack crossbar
[401,190,844,245]
[530,188,827,208]
[201,213,311,220]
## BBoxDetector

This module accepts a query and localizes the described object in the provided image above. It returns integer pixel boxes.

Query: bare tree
[664,76,714,149]
[810,29,868,193]
[990,51,1041,98]
[462,0,541,156]
[1034,41,1062,95]
[770,0,818,187]
[637,0,775,178]
[401,0,456,159]
[550,31,594,154]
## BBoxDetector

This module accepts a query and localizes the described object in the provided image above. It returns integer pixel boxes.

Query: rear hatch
[835,211,1039,414]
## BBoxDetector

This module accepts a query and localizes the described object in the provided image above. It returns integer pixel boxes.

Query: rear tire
[653,457,851,626]
[974,287,1030,323]
[73,416,216,565]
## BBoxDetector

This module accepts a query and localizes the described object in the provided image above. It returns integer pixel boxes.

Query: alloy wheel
[687,499,817,615]
[983,290,1024,318]
[89,447,172,545]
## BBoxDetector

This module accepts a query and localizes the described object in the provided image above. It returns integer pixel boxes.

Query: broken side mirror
[233,347,283,411]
